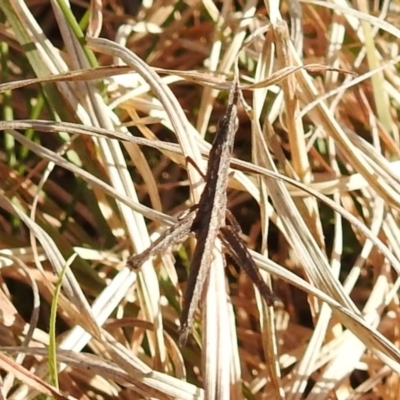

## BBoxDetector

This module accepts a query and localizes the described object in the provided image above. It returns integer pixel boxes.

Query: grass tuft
[0,0,400,399]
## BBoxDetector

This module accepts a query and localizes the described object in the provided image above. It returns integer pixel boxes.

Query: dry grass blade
[250,251,400,365]
[0,351,75,399]
[0,345,204,399]
[86,36,205,191]
[87,34,239,398]
[0,195,100,337]
[3,0,400,398]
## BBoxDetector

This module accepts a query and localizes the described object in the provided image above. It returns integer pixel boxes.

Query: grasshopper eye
[233,115,239,132]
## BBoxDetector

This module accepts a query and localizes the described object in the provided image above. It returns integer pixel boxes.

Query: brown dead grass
[0,0,400,399]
